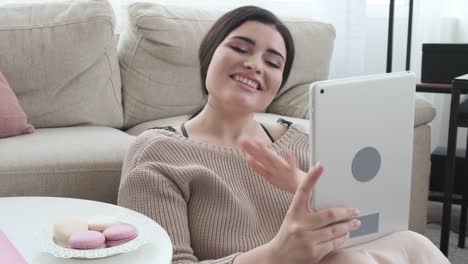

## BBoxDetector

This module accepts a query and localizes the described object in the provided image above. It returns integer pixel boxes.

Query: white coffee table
[0,197,172,263]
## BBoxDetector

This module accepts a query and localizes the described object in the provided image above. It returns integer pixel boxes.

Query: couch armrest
[414,95,436,127]
[268,83,437,127]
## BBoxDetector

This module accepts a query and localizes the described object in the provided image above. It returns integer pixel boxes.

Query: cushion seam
[0,169,122,174]
[0,17,114,33]
[134,14,334,25]
[103,49,121,116]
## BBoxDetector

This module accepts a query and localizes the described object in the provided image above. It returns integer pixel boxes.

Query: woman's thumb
[290,162,323,213]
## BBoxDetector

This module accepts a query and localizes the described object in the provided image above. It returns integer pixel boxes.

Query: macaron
[53,216,88,247]
[88,216,120,232]
[68,230,106,250]
[103,224,138,247]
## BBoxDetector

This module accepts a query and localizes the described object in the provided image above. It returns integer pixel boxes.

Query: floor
[425,223,468,263]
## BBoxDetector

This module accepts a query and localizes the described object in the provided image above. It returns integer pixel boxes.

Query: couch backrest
[118,3,335,128]
[0,0,123,128]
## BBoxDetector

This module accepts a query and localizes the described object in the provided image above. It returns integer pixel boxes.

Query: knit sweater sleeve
[117,131,242,264]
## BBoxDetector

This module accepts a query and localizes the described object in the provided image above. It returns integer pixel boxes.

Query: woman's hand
[266,163,361,264]
[239,137,305,193]
[236,138,361,264]
[234,163,361,264]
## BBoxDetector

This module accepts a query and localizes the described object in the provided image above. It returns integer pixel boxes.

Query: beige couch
[0,0,435,234]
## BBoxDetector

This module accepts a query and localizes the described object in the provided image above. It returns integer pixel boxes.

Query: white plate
[36,214,152,259]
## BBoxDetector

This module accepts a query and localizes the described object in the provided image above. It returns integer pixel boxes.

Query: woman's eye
[230,46,247,53]
[266,61,280,69]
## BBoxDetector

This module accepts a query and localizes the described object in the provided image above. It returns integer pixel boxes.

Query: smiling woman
[181,6,294,147]
[202,21,287,117]
[117,5,449,264]
[177,8,292,142]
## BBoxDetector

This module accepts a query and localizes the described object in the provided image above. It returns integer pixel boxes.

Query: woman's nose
[243,56,262,74]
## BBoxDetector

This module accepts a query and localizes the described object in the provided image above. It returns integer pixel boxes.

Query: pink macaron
[103,224,138,247]
[68,230,106,250]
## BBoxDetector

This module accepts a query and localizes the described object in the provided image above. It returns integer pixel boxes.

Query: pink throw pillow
[0,72,34,138]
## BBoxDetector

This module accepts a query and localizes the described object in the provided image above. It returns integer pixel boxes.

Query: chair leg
[458,133,468,248]
[460,192,468,248]
[440,83,461,256]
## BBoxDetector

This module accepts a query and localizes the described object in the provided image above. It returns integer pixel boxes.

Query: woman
[118,6,448,264]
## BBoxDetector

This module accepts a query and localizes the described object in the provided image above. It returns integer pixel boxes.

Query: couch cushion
[0,0,123,128]
[0,127,135,203]
[125,113,308,137]
[268,83,310,119]
[119,3,335,128]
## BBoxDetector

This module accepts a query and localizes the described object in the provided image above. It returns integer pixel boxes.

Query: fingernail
[352,209,360,217]
[315,162,322,168]
[353,220,361,228]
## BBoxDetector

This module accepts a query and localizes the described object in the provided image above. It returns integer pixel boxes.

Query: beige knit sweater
[117,124,309,263]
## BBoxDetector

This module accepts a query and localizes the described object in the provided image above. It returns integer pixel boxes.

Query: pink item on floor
[103,224,138,247]
[68,230,106,250]
[0,229,27,264]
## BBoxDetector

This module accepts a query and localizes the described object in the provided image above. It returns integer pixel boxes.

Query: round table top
[0,196,172,263]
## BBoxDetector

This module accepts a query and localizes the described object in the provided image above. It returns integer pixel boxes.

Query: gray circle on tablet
[352,147,381,182]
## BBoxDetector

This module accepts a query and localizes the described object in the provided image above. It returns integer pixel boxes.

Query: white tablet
[309,72,416,248]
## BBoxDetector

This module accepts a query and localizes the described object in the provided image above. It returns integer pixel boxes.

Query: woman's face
[205,21,287,114]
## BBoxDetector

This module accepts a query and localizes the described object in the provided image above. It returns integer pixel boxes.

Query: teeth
[234,75,259,90]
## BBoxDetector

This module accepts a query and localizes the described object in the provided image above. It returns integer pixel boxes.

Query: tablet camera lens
[320,89,324,94]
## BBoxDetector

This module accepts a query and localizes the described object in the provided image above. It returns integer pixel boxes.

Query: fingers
[314,219,361,242]
[290,163,323,213]
[309,208,360,229]
[245,154,272,179]
[283,149,300,174]
[314,233,349,260]
[284,149,297,167]
[240,138,290,170]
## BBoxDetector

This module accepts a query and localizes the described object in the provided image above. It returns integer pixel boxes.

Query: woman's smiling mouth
[232,74,261,91]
